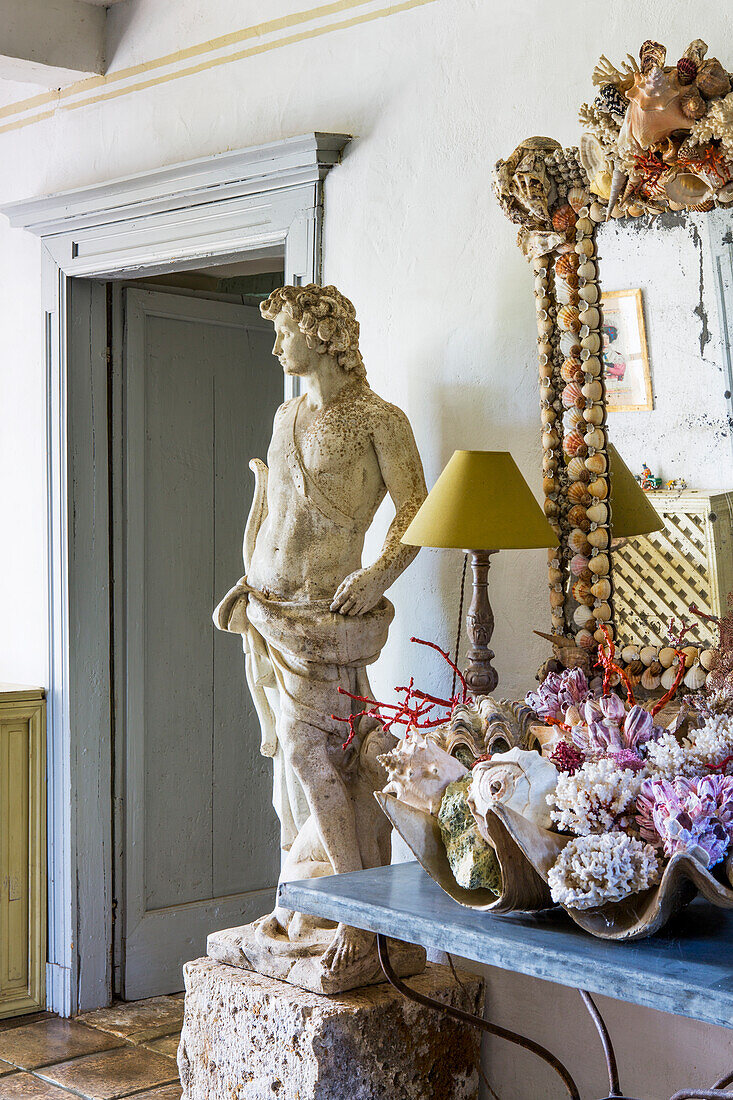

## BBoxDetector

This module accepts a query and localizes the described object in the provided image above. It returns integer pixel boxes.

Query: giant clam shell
[476,697,538,755]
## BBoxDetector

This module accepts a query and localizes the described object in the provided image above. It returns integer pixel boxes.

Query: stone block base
[179,957,483,1100]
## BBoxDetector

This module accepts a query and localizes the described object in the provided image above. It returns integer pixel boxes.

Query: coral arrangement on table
[377,611,733,939]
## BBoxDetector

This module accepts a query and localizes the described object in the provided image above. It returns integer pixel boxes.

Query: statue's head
[260,284,366,380]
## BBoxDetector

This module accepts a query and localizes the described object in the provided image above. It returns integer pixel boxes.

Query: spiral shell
[569,529,592,556]
[561,357,584,383]
[562,382,585,408]
[563,429,587,457]
[556,252,580,280]
[552,204,577,231]
[558,305,581,332]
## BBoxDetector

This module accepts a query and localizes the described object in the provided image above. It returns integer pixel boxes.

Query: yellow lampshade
[608,444,664,538]
[402,450,558,550]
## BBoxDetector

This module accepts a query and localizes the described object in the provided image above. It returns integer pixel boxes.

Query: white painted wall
[1,0,733,1093]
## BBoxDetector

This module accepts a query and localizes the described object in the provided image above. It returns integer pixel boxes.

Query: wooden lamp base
[463,549,499,696]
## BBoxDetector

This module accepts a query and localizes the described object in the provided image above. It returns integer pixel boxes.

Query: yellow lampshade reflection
[402,450,558,550]
[608,444,664,538]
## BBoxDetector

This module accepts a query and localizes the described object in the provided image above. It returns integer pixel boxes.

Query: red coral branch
[650,650,686,717]
[332,635,466,749]
[595,624,636,705]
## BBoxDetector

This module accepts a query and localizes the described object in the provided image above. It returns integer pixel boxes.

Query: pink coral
[550,742,585,775]
[636,775,733,867]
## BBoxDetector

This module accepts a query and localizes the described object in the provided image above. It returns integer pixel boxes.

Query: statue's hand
[330,566,385,617]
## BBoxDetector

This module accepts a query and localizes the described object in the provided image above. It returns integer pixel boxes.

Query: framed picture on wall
[601,288,653,411]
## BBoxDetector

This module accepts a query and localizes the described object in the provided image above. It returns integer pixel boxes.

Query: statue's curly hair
[260,284,366,379]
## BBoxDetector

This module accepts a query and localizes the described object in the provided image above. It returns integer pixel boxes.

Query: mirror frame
[493,39,733,679]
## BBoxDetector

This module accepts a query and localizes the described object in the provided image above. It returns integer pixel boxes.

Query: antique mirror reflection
[597,209,733,646]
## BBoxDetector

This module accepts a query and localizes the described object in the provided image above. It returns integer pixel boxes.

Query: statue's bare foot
[320,924,375,974]
[255,912,287,944]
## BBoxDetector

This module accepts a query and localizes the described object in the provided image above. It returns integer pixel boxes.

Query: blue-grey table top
[278,861,733,1030]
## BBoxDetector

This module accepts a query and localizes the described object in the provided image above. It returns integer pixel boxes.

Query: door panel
[121,288,282,998]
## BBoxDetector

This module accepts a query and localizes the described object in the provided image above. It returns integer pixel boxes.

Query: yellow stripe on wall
[0,0,438,136]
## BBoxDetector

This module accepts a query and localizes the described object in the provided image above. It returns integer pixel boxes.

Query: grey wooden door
[120,288,282,999]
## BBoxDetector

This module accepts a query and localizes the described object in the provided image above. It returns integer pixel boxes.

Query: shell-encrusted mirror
[493,37,733,687]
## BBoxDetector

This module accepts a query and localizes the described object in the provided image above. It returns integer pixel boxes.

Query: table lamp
[402,450,558,696]
[607,444,665,538]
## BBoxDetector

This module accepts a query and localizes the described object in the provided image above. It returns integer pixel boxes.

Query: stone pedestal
[179,957,483,1100]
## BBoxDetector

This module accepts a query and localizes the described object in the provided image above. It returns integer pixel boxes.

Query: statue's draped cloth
[235,590,393,855]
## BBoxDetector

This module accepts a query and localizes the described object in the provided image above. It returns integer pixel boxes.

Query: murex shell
[468,748,558,832]
[378,732,467,815]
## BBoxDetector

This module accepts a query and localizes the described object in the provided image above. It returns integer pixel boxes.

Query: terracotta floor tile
[133,1087,182,1100]
[78,997,184,1044]
[0,1064,13,1078]
[142,1034,180,1060]
[0,1073,74,1098]
[37,1046,178,1099]
[0,1018,122,1070]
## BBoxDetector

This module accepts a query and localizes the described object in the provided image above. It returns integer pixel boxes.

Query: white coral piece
[578,102,620,154]
[689,92,733,158]
[646,716,733,779]
[548,757,646,834]
[548,833,661,910]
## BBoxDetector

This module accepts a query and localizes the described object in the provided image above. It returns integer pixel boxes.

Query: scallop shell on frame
[568,504,590,530]
[570,553,590,576]
[568,484,592,510]
[563,429,587,457]
[558,305,581,332]
[561,358,584,383]
[569,529,592,556]
[562,382,585,408]
[556,252,580,280]
[587,477,608,499]
[684,665,707,690]
[567,186,590,213]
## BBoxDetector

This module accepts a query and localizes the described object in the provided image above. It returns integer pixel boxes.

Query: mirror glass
[595,209,733,646]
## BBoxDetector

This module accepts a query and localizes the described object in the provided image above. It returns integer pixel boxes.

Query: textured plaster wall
[1,0,733,1094]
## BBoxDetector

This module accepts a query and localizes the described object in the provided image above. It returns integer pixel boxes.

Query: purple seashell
[600,693,626,723]
[636,775,733,867]
[623,704,655,747]
[526,667,592,721]
[584,698,603,725]
[588,719,623,752]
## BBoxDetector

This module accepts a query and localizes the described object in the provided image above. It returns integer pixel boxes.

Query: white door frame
[0,132,350,1015]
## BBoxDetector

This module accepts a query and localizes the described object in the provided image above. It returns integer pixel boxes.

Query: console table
[279,860,733,1100]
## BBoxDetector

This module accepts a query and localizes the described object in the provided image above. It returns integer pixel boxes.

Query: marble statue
[211,284,428,993]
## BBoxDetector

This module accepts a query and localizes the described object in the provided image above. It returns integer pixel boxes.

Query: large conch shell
[468,748,558,832]
[378,732,467,816]
[618,57,694,155]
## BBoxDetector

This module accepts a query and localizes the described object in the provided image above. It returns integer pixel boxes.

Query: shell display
[664,171,714,207]
[619,59,694,153]
[583,405,604,425]
[589,552,610,576]
[573,604,595,629]
[586,502,608,525]
[579,305,600,328]
[684,665,707,690]
[585,452,608,474]
[591,577,612,600]
[468,748,558,832]
[587,527,609,549]
[567,186,590,212]
[587,477,608,499]
[379,732,468,815]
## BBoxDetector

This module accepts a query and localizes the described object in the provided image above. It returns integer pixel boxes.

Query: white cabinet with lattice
[612,490,733,647]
